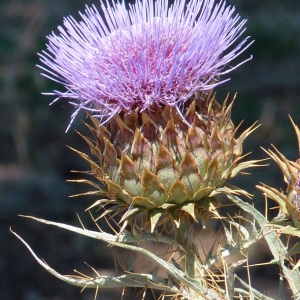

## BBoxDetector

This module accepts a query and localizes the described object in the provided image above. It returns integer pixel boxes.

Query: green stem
[175,217,206,300]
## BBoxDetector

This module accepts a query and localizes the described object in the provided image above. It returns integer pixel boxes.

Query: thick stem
[174,216,206,299]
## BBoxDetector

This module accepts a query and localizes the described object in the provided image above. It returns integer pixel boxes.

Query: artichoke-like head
[74,93,257,232]
[38,0,255,231]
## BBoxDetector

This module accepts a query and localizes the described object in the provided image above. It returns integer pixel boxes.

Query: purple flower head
[38,0,252,129]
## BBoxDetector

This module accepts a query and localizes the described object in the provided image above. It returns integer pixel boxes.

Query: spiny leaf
[10,229,181,293]
[228,194,300,295]
[13,216,208,295]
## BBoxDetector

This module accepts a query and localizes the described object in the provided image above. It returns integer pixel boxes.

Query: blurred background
[1,0,300,299]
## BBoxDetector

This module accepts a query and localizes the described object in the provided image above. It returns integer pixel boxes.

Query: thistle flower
[39,0,257,231]
[38,0,252,128]
[15,2,262,297]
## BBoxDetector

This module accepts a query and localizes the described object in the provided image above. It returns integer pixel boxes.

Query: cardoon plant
[12,0,300,299]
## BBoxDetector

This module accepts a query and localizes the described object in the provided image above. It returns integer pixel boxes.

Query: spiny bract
[257,117,300,230]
